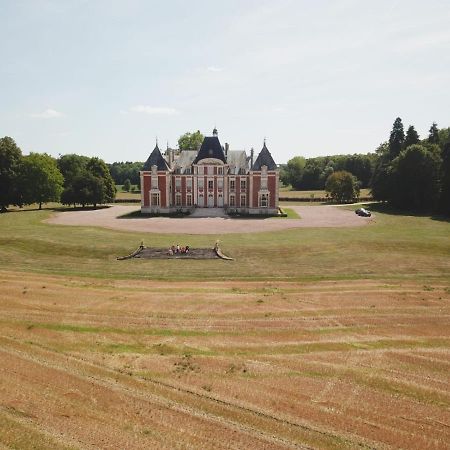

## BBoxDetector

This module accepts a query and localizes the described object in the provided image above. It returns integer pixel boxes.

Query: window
[198,178,204,188]
[175,178,181,189]
[175,193,182,206]
[217,179,223,189]
[260,193,268,207]
[185,168,191,175]
[240,195,246,207]
[207,166,213,175]
[186,178,192,189]
[208,180,214,189]
[217,167,223,175]
[186,194,192,206]
[230,179,235,190]
[151,176,158,189]
[240,179,246,190]
[151,193,160,206]
[230,194,235,206]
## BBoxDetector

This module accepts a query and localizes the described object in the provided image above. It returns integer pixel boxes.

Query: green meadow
[0,203,448,282]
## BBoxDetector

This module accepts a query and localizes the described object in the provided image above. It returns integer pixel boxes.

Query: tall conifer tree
[404,125,420,148]
[428,122,439,144]
[388,117,405,159]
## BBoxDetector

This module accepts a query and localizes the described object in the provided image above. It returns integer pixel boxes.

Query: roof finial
[155,136,159,148]
[212,126,218,136]
[166,140,169,150]
[263,136,267,147]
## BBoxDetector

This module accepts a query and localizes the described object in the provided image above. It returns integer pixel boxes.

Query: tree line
[371,119,449,215]
[281,119,450,214]
[0,137,115,211]
[281,153,376,191]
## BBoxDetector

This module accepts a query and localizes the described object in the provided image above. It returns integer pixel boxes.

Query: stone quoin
[140,128,279,215]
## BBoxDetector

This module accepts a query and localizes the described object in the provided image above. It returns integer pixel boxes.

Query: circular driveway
[46,205,373,235]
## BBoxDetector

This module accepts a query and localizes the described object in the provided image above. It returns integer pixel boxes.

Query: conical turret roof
[143,143,170,171]
[251,142,277,170]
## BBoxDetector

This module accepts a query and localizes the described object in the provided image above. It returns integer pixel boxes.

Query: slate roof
[193,136,226,164]
[143,144,170,171]
[251,143,277,171]
[173,150,197,173]
[227,150,249,175]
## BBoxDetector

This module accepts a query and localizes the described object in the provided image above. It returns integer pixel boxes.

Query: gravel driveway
[46,205,373,235]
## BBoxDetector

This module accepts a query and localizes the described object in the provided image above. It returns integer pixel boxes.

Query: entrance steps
[190,208,226,218]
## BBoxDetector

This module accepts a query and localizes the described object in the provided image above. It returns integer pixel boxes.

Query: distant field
[115,184,140,200]
[0,204,449,449]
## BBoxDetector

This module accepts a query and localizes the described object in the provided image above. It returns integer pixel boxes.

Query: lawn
[0,204,449,449]
[0,204,448,282]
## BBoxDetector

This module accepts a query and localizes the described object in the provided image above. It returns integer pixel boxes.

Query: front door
[207,193,214,207]
[217,193,223,207]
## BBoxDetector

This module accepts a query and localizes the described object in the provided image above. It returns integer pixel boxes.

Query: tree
[428,122,439,144]
[123,178,131,192]
[389,117,405,159]
[439,141,450,216]
[390,144,441,211]
[325,171,360,203]
[178,131,204,151]
[86,157,116,203]
[301,160,323,190]
[58,154,90,184]
[280,156,306,189]
[59,155,115,208]
[404,125,420,148]
[19,153,64,209]
[108,161,143,185]
[0,136,23,212]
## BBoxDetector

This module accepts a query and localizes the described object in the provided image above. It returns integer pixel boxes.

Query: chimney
[225,142,229,158]
[167,149,174,167]
[250,147,254,168]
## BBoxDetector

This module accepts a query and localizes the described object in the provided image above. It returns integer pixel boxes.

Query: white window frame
[151,192,160,207]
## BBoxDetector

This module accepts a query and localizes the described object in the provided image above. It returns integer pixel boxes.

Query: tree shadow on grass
[364,202,450,223]
[1,204,112,214]
[53,205,111,213]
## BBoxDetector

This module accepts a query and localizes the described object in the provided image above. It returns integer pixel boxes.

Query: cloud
[30,108,64,118]
[129,105,179,115]
[207,66,223,72]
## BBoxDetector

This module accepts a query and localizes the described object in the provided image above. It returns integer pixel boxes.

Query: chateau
[140,128,279,215]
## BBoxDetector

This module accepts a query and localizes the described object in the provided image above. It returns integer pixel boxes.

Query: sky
[1,0,449,164]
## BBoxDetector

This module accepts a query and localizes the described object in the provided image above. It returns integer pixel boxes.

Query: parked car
[355,208,371,217]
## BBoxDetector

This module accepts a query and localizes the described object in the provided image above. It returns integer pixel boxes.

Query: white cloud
[30,108,64,118]
[207,66,223,72]
[129,105,179,115]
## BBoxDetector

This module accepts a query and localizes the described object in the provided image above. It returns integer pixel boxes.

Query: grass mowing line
[2,336,374,450]
[25,322,216,337]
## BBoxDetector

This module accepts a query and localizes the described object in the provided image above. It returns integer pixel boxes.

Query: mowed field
[0,204,449,449]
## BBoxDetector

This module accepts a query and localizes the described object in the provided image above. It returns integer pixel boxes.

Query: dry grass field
[1,272,449,449]
[0,204,449,449]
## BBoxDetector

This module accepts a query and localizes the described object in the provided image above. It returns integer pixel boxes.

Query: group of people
[168,244,190,256]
